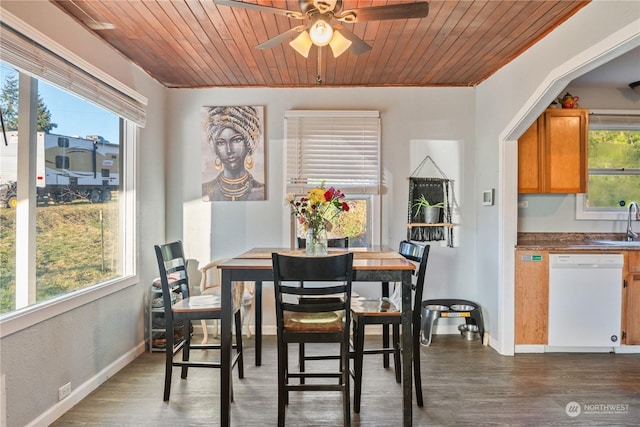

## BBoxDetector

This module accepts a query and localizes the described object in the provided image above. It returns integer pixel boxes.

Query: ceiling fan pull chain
[316,46,323,85]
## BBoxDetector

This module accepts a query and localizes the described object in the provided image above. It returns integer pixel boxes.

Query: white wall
[0,2,167,426]
[167,87,478,330]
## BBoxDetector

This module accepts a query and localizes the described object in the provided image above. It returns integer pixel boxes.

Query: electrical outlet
[58,382,71,401]
[518,201,528,208]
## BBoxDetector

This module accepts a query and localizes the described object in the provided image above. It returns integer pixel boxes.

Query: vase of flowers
[287,183,350,256]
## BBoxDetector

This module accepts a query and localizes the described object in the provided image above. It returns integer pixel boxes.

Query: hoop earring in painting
[245,154,254,170]
[214,156,222,171]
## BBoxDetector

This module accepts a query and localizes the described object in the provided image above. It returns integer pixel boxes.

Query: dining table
[218,246,417,427]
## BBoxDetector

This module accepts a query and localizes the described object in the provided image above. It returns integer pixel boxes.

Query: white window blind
[0,22,146,127]
[589,112,640,130]
[285,110,380,194]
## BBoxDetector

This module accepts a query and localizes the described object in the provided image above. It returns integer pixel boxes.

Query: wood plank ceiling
[51,0,588,88]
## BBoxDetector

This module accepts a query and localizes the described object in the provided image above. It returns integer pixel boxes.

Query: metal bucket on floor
[458,324,479,341]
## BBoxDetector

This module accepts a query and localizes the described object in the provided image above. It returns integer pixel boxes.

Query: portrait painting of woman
[201,106,265,201]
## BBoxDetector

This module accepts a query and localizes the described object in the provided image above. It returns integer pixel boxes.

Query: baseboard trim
[26,341,145,427]
[516,344,640,354]
[515,344,546,353]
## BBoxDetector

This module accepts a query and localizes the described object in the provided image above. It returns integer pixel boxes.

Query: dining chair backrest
[297,236,349,249]
[398,240,430,322]
[154,240,190,322]
[272,252,354,333]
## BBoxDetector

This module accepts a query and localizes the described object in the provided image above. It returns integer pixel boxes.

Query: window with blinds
[0,22,146,126]
[285,110,381,195]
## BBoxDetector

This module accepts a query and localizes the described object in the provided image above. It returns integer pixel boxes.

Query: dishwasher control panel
[551,253,624,268]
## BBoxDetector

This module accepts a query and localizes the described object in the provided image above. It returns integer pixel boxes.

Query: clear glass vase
[306,226,328,256]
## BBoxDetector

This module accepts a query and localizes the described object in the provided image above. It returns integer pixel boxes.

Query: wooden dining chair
[272,252,354,427]
[350,240,430,413]
[296,236,349,377]
[154,241,244,401]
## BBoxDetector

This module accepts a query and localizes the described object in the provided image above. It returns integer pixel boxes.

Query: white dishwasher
[548,253,624,348]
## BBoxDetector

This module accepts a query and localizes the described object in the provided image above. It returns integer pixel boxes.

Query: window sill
[576,194,629,221]
[0,275,138,338]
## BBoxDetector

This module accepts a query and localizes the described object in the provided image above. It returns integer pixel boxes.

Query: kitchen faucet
[627,201,639,241]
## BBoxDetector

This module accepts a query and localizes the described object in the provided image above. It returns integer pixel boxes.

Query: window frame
[576,109,640,221]
[0,14,140,337]
[288,194,378,248]
[284,110,382,247]
[0,119,138,337]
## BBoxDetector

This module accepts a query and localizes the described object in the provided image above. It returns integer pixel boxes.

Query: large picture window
[0,20,143,321]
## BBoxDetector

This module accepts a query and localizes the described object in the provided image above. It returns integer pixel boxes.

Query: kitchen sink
[593,240,640,246]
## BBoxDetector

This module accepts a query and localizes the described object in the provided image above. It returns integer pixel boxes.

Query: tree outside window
[586,123,640,210]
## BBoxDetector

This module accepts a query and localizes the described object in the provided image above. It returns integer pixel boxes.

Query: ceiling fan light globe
[329,30,352,57]
[309,20,333,46]
[289,31,313,58]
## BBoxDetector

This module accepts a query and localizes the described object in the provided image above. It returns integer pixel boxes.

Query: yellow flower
[308,188,326,205]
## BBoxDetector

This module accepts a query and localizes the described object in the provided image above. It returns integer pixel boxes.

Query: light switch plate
[482,189,494,206]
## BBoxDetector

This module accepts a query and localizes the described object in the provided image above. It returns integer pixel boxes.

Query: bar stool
[421,298,484,346]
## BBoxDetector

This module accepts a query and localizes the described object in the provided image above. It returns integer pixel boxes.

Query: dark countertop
[516,232,640,251]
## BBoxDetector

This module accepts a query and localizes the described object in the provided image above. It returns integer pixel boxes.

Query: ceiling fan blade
[214,0,305,20]
[335,2,429,23]
[256,25,308,49]
[333,25,371,55]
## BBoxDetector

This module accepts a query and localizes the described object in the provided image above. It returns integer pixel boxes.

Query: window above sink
[576,110,640,221]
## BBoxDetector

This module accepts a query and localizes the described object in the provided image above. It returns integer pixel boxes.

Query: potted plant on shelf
[412,195,444,224]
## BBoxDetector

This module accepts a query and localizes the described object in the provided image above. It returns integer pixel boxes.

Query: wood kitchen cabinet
[514,250,549,344]
[518,108,588,193]
[624,251,640,345]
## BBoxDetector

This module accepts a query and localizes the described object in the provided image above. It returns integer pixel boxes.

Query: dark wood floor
[51,335,640,426]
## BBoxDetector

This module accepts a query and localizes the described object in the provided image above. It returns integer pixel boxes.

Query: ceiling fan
[214,0,429,58]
